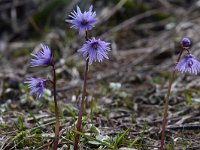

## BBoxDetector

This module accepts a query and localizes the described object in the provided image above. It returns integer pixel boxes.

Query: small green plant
[113,128,130,149]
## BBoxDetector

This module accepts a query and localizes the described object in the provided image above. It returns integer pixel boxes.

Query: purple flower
[65,5,96,34]
[78,37,110,64]
[31,44,53,67]
[175,54,200,75]
[24,77,46,99]
[182,37,191,47]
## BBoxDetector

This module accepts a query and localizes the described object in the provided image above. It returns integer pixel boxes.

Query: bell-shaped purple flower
[65,5,96,34]
[24,77,46,99]
[31,44,53,67]
[182,37,191,47]
[78,37,110,64]
[175,54,200,75]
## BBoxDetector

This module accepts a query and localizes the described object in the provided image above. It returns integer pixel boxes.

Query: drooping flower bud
[181,37,191,47]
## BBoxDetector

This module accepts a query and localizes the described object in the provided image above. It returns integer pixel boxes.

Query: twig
[167,124,200,130]
[97,0,127,25]
[0,0,30,11]
[134,19,170,30]
[100,8,164,39]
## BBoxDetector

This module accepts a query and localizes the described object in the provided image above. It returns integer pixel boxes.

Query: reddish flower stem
[74,31,89,150]
[52,64,60,150]
[160,49,184,150]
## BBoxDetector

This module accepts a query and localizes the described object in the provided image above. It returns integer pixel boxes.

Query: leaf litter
[0,0,200,149]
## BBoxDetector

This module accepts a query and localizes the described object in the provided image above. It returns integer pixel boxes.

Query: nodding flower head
[24,77,46,99]
[30,44,54,67]
[181,37,191,47]
[65,5,96,34]
[78,37,110,64]
[175,54,200,75]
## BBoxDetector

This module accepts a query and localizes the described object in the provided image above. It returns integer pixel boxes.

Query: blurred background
[0,0,200,149]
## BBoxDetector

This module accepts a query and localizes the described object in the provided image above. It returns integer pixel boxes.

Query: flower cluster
[25,44,53,99]
[175,37,200,75]
[66,5,110,64]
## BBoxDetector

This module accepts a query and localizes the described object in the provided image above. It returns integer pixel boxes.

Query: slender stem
[160,49,184,150]
[52,65,60,150]
[74,31,89,150]
[85,30,89,41]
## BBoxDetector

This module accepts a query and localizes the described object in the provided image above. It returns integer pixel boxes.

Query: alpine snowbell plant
[160,37,200,150]
[25,44,60,150]
[66,5,110,150]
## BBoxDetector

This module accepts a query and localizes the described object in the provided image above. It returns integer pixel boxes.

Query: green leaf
[185,92,192,105]
[114,128,130,149]
[65,105,76,118]
[17,115,24,131]
[129,137,141,147]
[74,130,114,149]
